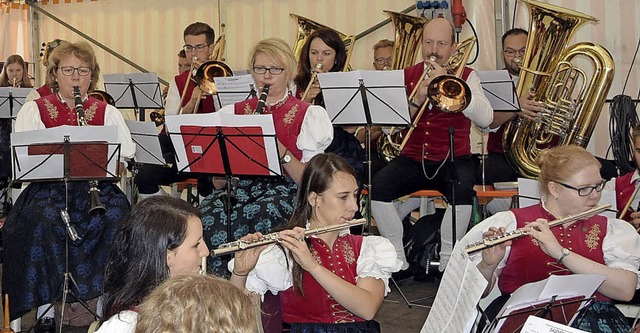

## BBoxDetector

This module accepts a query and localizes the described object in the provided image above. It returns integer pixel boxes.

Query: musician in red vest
[25,39,68,103]
[462,146,640,332]
[615,125,640,225]
[370,17,492,275]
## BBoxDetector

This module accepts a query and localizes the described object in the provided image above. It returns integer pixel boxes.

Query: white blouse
[229,235,403,297]
[459,206,640,288]
[15,100,136,160]
[218,101,333,163]
[95,310,137,333]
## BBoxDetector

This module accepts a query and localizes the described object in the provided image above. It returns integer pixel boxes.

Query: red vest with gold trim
[34,94,106,128]
[280,234,365,324]
[174,71,215,113]
[233,96,308,161]
[36,84,54,99]
[616,171,636,222]
[401,63,473,161]
[499,203,609,301]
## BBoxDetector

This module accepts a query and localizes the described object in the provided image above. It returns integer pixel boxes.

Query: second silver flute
[465,204,611,255]
[211,218,366,257]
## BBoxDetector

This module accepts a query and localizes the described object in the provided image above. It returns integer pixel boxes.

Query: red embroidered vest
[36,84,54,99]
[280,234,365,324]
[400,63,473,161]
[174,71,215,113]
[487,124,507,154]
[35,94,106,128]
[233,96,308,161]
[616,171,636,222]
[499,203,609,301]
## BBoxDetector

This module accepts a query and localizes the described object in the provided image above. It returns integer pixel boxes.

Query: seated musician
[460,145,640,332]
[135,22,218,200]
[229,153,402,333]
[3,41,135,332]
[199,38,333,277]
[293,28,367,185]
[25,39,68,102]
[135,274,256,333]
[370,17,492,275]
[615,125,640,226]
[98,196,209,332]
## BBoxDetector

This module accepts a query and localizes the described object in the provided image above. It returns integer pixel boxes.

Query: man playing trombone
[370,17,492,277]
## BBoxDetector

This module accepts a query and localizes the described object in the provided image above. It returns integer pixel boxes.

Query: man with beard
[370,18,492,276]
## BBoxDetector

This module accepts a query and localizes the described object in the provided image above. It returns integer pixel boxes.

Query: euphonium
[502,0,615,178]
[379,37,476,161]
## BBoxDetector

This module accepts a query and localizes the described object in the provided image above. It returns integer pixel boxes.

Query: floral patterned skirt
[200,176,298,276]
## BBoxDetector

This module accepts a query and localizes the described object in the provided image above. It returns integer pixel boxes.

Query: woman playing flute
[459,145,640,332]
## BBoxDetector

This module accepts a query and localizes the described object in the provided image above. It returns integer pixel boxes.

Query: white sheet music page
[316,70,410,126]
[521,316,589,333]
[420,242,488,333]
[214,74,256,108]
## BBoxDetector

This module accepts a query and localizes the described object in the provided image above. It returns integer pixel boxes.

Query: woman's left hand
[525,219,564,260]
[278,227,320,272]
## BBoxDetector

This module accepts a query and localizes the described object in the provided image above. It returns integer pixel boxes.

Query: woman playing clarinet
[230,153,402,333]
[460,145,640,333]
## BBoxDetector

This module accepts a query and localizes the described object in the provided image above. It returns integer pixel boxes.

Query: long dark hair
[101,196,201,319]
[293,27,347,104]
[283,153,356,295]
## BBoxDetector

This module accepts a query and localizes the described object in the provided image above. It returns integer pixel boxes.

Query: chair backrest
[517,178,617,218]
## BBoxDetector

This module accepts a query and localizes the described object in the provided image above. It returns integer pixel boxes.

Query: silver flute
[211,218,366,257]
[465,204,611,255]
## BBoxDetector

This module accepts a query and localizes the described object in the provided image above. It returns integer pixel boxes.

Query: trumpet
[211,218,366,257]
[464,204,611,255]
[12,78,17,88]
[301,63,323,102]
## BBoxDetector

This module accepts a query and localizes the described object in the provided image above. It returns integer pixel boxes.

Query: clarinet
[73,86,106,215]
[254,84,270,114]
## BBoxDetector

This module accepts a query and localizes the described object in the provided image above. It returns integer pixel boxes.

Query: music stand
[103,73,164,121]
[213,74,257,110]
[0,87,34,119]
[317,69,410,233]
[476,70,520,188]
[164,112,282,243]
[124,120,168,202]
[11,125,121,333]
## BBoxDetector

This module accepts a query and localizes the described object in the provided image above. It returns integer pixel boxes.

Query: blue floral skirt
[290,321,380,333]
[200,176,297,276]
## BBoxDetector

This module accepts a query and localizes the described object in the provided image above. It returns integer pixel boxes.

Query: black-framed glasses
[555,180,606,197]
[503,48,526,57]
[253,66,285,75]
[59,66,92,76]
[374,57,392,65]
[183,44,210,53]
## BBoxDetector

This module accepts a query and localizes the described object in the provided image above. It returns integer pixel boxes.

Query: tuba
[502,0,615,178]
[378,36,476,162]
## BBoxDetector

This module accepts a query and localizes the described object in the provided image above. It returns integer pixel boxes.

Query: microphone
[228,176,240,207]
[254,84,270,114]
[451,0,466,33]
[60,209,81,242]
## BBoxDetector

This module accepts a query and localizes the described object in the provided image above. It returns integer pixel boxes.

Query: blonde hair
[248,38,297,86]
[46,41,100,92]
[134,274,256,333]
[373,39,394,51]
[536,146,601,196]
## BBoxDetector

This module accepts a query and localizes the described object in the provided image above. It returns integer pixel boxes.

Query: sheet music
[11,125,120,181]
[421,242,488,333]
[317,69,410,126]
[477,70,520,112]
[0,87,34,118]
[124,120,166,165]
[522,316,589,333]
[214,74,256,108]
[103,73,163,109]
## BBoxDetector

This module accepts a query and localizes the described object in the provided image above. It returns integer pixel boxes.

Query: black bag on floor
[403,209,444,278]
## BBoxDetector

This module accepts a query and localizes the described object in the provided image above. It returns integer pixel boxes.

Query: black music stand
[103,73,163,121]
[317,69,410,234]
[164,112,282,244]
[0,87,33,119]
[212,74,257,110]
[11,126,121,333]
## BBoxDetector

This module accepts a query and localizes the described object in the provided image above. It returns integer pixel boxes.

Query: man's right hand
[518,93,545,120]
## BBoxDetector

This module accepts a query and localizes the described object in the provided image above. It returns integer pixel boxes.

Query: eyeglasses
[59,66,92,76]
[252,66,285,75]
[183,44,210,53]
[374,57,393,65]
[555,180,606,197]
[503,48,526,57]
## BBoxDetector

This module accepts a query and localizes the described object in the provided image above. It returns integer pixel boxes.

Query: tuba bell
[502,0,615,178]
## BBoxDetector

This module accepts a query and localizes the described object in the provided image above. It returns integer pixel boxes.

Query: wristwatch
[557,248,571,264]
[280,153,292,164]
